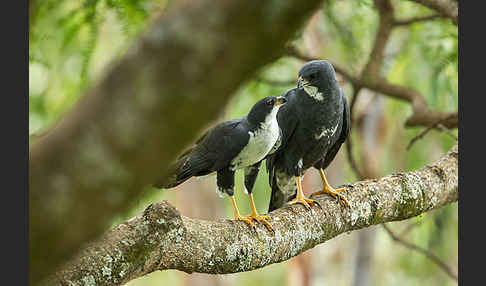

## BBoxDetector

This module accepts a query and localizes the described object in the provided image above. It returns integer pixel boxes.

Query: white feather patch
[297,158,304,169]
[303,85,324,101]
[315,123,339,140]
[216,187,230,198]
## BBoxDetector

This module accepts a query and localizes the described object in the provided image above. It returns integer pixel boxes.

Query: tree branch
[29,0,325,283]
[287,0,457,130]
[406,114,458,150]
[408,0,458,25]
[382,224,458,281]
[50,144,458,286]
[362,0,394,79]
[393,14,445,26]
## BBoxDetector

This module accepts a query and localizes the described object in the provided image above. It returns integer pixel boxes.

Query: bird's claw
[311,187,350,207]
[234,216,256,230]
[288,196,320,210]
[248,214,274,232]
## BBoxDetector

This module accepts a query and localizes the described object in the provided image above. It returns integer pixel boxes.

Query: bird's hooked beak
[297,76,308,89]
[275,96,287,106]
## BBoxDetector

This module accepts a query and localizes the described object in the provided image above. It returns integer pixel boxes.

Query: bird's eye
[308,73,316,80]
[266,99,274,106]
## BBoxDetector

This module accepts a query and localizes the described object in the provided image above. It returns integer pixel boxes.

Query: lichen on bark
[50,144,458,286]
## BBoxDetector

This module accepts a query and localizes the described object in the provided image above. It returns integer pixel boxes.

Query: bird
[154,95,287,230]
[264,60,351,212]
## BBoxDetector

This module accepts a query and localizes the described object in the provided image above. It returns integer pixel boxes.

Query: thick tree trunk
[29,0,325,284]
[50,144,458,286]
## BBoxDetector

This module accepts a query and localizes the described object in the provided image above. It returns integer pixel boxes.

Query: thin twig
[398,220,423,237]
[436,124,458,140]
[393,14,444,26]
[382,224,458,281]
[406,114,458,150]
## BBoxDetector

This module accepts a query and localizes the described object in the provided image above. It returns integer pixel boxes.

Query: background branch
[408,0,458,25]
[317,2,458,281]
[393,14,445,26]
[287,40,458,130]
[382,224,458,281]
[407,114,458,150]
[50,144,458,286]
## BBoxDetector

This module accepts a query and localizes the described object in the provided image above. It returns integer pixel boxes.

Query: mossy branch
[50,144,458,286]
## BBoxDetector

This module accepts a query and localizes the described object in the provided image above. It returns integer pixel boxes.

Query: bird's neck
[247,107,279,130]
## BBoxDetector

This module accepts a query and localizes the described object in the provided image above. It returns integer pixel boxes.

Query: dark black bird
[264,60,351,212]
[154,96,287,230]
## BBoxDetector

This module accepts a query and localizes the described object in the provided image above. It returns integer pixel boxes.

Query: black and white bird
[263,60,351,212]
[154,96,287,230]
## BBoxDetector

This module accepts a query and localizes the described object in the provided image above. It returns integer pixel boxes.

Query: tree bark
[29,0,325,284]
[49,144,458,286]
[409,0,458,25]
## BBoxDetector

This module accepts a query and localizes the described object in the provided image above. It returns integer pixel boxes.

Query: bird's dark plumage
[154,95,287,230]
[155,118,247,189]
[265,60,351,212]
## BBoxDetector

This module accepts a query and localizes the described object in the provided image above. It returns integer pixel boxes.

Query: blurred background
[29,0,457,285]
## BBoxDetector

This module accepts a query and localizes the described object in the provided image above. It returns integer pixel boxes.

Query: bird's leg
[310,168,350,207]
[230,196,255,229]
[287,176,321,210]
[242,193,273,231]
[219,168,255,228]
[241,161,273,231]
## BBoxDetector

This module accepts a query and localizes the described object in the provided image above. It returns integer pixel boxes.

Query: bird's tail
[268,176,282,212]
[267,153,298,212]
[153,148,195,189]
[268,178,297,212]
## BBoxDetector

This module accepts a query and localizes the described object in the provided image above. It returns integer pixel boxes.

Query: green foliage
[30,0,457,285]
[29,0,163,135]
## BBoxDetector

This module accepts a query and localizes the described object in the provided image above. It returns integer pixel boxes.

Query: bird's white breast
[230,110,280,170]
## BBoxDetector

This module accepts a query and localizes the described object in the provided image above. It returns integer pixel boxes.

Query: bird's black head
[297,60,339,100]
[247,96,287,125]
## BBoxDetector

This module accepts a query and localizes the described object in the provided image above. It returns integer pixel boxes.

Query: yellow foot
[243,214,273,231]
[310,186,350,207]
[288,196,321,210]
[234,215,256,229]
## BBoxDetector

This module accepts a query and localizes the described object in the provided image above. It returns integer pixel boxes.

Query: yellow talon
[243,194,274,231]
[310,169,350,207]
[287,176,321,210]
[235,214,256,228]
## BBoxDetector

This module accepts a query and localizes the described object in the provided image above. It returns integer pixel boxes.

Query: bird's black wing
[155,118,249,188]
[180,118,250,175]
[339,88,351,142]
[315,88,351,170]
